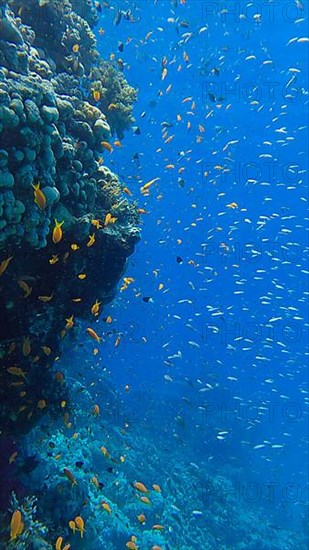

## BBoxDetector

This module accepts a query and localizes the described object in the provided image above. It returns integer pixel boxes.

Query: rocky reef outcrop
[0,0,140,438]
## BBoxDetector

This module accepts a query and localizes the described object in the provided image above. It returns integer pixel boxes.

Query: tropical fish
[38,294,53,302]
[93,90,101,102]
[92,404,100,416]
[74,516,85,538]
[86,327,101,343]
[63,468,77,485]
[7,366,27,378]
[0,255,13,276]
[9,451,18,464]
[100,446,110,458]
[10,510,23,540]
[101,141,113,152]
[49,255,59,265]
[87,233,96,247]
[133,481,148,493]
[52,220,64,244]
[65,316,74,329]
[140,177,160,194]
[32,182,46,210]
[101,501,111,512]
[69,520,76,534]
[22,337,31,357]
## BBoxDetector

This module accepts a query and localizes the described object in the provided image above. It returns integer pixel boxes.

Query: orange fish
[93,90,101,102]
[92,476,100,488]
[91,300,101,316]
[0,255,13,277]
[37,399,47,410]
[101,141,113,152]
[74,516,85,538]
[86,327,101,343]
[56,537,63,550]
[101,501,111,513]
[63,468,77,485]
[92,404,100,416]
[226,202,238,209]
[10,510,23,540]
[152,524,164,530]
[140,496,151,504]
[100,446,110,458]
[137,513,146,524]
[126,542,138,550]
[72,43,79,52]
[152,484,161,492]
[41,345,52,356]
[22,337,31,357]
[52,220,64,244]
[133,481,148,493]
[32,182,46,210]
[91,219,103,229]
[7,366,27,379]
[18,279,32,298]
[69,520,76,533]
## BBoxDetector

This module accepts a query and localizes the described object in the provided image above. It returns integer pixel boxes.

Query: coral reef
[0,0,139,446]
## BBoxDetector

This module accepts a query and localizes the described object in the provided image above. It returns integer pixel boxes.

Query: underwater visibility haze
[0,0,308,549]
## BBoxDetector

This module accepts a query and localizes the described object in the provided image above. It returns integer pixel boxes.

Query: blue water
[25,1,309,548]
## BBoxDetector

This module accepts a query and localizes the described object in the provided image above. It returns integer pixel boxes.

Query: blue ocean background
[24,1,308,548]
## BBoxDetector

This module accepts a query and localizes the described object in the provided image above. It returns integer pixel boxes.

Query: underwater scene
[0,0,308,549]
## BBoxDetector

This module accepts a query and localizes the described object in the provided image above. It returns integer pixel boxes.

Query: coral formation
[0,0,139,444]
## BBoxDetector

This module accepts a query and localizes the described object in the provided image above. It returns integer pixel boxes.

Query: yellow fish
[0,255,13,277]
[7,367,26,378]
[87,233,96,247]
[49,255,59,265]
[86,327,101,343]
[65,315,74,330]
[18,279,32,298]
[38,294,53,302]
[140,178,160,195]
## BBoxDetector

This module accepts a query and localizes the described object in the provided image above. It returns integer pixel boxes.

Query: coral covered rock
[0,0,139,440]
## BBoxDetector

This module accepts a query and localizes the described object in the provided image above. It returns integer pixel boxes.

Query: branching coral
[5,493,52,549]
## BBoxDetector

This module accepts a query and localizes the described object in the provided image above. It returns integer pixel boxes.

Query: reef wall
[0,0,140,437]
